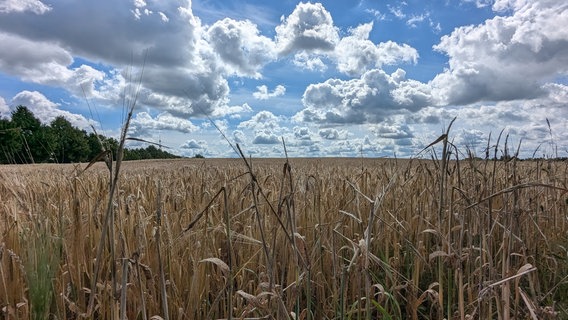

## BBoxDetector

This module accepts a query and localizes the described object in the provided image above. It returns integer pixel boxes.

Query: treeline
[0,106,180,164]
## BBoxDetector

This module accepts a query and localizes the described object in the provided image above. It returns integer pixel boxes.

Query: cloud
[0,1,198,67]
[491,0,524,12]
[334,22,418,76]
[406,13,428,28]
[0,32,106,97]
[252,132,280,144]
[318,128,348,140]
[1,0,565,159]
[139,66,231,118]
[180,139,206,149]
[238,110,282,131]
[275,2,339,55]
[405,83,568,157]
[0,96,10,118]
[0,0,248,118]
[293,126,313,140]
[10,90,94,129]
[207,18,276,78]
[237,111,288,146]
[455,129,487,154]
[365,8,386,21]
[179,139,208,157]
[431,0,568,105]
[296,68,432,124]
[276,7,418,76]
[0,0,425,128]
[233,130,245,144]
[292,51,328,72]
[129,111,198,136]
[387,4,406,19]
[461,0,493,8]
[158,12,169,22]
[370,122,414,139]
[0,0,51,14]
[212,102,252,118]
[253,85,286,100]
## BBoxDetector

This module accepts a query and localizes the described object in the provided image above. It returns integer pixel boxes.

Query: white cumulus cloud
[10,90,94,129]
[238,110,282,130]
[181,139,206,149]
[335,22,418,76]
[0,0,51,14]
[207,18,276,78]
[276,2,339,55]
[253,85,286,100]
[252,132,280,144]
[0,96,11,118]
[431,0,568,105]
[129,111,198,136]
[297,68,432,124]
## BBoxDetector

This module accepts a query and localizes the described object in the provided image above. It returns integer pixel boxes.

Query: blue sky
[0,0,566,158]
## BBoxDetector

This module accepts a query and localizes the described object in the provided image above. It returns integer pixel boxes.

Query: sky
[0,0,566,159]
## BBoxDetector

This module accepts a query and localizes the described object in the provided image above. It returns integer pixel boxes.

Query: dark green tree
[11,106,40,133]
[105,137,119,159]
[1,106,181,164]
[50,116,90,163]
[0,118,23,164]
[9,106,58,163]
[86,132,111,160]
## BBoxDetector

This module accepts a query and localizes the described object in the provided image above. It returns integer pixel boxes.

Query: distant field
[1,157,567,319]
[0,157,405,171]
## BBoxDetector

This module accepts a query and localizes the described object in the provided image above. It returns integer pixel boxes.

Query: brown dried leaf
[429,250,449,262]
[236,289,259,306]
[519,288,538,320]
[199,257,230,275]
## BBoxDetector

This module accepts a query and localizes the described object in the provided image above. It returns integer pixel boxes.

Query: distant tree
[0,118,22,164]
[193,153,204,158]
[7,106,58,163]
[0,106,181,164]
[123,144,180,161]
[11,106,40,133]
[146,145,160,158]
[86,132,120,161]
[103,137,119,160]
[50,116,90,163]
[87,132,103,160]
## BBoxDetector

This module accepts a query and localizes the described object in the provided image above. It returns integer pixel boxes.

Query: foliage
[50,116,90,163]
[124,144,180,161]
[0,106,180,164]
[24,219,61,320]
[5,106,53,163]
[0,118,23,163]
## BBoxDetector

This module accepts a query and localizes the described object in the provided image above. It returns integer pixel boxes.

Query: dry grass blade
[419,133,448,154]
[339,210,362,223]
[126,137,171,149]
[466,183,568,209]
[519,288,538,320]
[481,264,536,293]
[86,55,146,317]
[200,258,230,276]
[77,150,111,176]
[183,187,226,232]
[155,181,169,320]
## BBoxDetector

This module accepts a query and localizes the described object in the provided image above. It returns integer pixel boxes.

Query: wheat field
[0,155,567,319]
